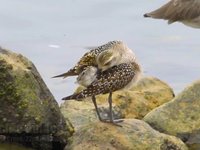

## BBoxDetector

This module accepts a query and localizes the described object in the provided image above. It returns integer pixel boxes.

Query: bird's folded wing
[62,63,136,100]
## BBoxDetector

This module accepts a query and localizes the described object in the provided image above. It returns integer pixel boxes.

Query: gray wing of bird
[144,0,200,24]
[62,63,136,100]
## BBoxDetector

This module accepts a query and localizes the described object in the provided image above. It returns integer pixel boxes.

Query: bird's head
[96,40,131,71]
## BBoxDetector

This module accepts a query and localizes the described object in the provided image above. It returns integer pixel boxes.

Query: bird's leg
[108,92,123,126]
[91,95,103,121]
[108,92,114,122]
[92,94,122,126]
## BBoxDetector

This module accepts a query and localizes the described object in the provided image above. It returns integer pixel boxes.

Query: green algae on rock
[0,48,74,150]
[64,119,188,150]
[143,80,200,150]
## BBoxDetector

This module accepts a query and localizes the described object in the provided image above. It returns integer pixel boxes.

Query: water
[0,0,200,104]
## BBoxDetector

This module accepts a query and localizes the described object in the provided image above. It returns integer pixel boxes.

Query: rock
[103,76,175,119]
[0,135,6,142]
[61,100,97,130]
[64,119,188,150]
[60,100,123,130]
[61,77,174,129]
[143,80,200,150]
[0,48,74,150]
[0,142,33,150]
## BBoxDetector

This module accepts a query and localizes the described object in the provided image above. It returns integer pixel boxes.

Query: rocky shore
[1,48,200,150]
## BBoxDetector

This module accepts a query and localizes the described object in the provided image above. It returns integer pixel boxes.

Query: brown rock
[144,80,200,150]
[64,119,188,150]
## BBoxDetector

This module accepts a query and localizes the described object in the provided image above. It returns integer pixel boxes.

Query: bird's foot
[99,118,123,127]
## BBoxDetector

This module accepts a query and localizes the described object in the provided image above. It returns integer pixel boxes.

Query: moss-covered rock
[0,48,74,150]
[143,80,200,150]
[64,119,188,150]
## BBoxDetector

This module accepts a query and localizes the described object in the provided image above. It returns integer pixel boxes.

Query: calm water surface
[0,0,200,104]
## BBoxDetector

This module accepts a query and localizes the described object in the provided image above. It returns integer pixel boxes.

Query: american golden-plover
[62,62,141,126]
[144,0,200,28]
[55,41,142,126]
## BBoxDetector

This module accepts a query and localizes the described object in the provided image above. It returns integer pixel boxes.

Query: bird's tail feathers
[62,91,87,100]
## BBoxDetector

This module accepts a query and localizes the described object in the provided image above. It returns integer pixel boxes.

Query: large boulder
[0,48,74,150]
[61,77,174,129]
[144,80,200,150]
[64,119,188,150]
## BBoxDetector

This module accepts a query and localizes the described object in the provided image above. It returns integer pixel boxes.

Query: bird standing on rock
[54,41,142,126]
[144,0,200,28]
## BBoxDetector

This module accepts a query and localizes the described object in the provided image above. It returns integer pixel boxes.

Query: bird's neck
[119,48,136,64]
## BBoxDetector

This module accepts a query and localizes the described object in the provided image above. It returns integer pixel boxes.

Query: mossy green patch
[0,59,25,131]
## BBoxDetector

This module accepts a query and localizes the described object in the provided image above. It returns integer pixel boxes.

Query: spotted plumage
[52,40,123,78]
[62,62,139,100]
[56,40,142,126]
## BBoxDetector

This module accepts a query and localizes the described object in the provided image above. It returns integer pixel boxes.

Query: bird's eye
[104,61,111,66]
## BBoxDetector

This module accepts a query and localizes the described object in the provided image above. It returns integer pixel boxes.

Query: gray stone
[64,119,188,150]
[144,80,200,150]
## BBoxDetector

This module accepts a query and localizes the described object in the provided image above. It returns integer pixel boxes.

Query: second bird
[144,0,200,28]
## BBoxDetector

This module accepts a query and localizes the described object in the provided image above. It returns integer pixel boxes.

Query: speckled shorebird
[53,41,125,79]
[61,42,142,126]
[144,0,200,28]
